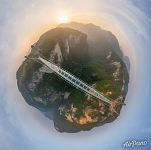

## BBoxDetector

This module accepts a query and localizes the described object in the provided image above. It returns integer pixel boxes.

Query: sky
[0,0,151,150]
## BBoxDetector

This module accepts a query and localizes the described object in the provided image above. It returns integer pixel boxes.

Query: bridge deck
[38,56,112,105]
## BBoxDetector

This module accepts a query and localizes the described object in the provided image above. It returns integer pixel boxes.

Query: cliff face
[17,23,129,133]
[58,22,124,58]
[17,28,89,114]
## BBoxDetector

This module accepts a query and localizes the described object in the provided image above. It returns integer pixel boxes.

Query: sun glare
[58,15,69,23]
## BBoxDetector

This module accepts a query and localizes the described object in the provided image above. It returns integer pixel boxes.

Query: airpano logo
[123,140,148,148]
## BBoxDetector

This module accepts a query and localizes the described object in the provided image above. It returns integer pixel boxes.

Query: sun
[58,15,69,23]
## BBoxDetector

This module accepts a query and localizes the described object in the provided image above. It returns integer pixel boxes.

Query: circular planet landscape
[1,0,151,150]
[16,22,129,132]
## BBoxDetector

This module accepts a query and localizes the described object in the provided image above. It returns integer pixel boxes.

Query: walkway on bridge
[38,56,112,105]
